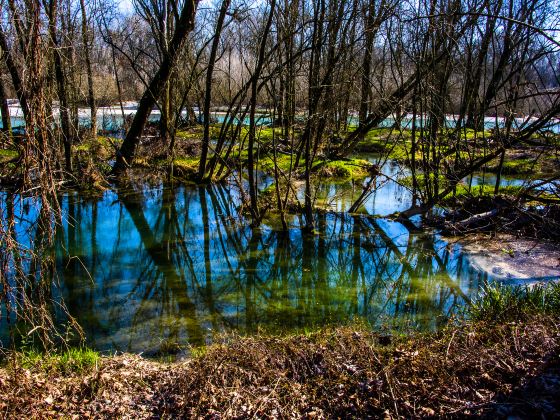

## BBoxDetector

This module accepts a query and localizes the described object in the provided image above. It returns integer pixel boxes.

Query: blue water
[2,109,559,134]
[1,169,505,354]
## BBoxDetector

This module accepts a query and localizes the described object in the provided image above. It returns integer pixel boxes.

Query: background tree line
[0,0,557,196]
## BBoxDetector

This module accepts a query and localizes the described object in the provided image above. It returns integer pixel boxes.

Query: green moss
[176,129,200,139]
[355,129,416,161]
[262,182,278,196]
[0,148,18,162]
[176,126,219,140]
[355,127,494,162]
[132,157,153,168]
[312,158,373,180]
[436,183,556,208]
[173,156,200,180]
[253,127,277,142]
[399,174,448,190]
[0,148,17,157]
[367,127,398,138]
[174,156,199,169]
[461,129,491,139]
[258,153,297,174]
[398,176,528,203]
[448,184,524,199]
[232,126,285,148]
[357,129,406,156]
[488,158,542,175]
[189,346,208,359]
[257,154,374,181]
[74,137,118,156]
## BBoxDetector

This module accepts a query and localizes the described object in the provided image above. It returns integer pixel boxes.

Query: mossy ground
[356,128,559,177]
[312,158,374,181]
[135,124,374,183]
[0,148,18,162]
[397,174,526,200]
[0,148,18,175]
[172,156,200,179]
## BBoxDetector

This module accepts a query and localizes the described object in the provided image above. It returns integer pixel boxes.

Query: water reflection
[7,181,486,354]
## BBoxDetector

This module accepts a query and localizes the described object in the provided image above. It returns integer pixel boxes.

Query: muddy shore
[458,234,560,285]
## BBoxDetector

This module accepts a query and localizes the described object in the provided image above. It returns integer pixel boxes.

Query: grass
[356,130,411,160]
[14,347,99,374]
[248,152,372,181]
[439,183,558,207]
[488,157,544,175]
[398,174,552,204]
[460,128,493,139]
[176,124,221,139]
[354,127,558,178]
[74,136,117,152]
[354,127,491,160]
[399,173,448,189]
[257,153,297,174]
[443,184,525,204]
[173,156,199,172]
[453,183,522,196]
[467,281,560,323]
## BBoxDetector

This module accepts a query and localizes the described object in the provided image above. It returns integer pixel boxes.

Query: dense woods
[0,0,557,208]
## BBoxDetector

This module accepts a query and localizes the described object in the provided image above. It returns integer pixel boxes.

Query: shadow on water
[0,179,496,354]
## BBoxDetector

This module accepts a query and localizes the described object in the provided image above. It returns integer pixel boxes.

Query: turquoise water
[2,109,559,135]
[1,169,503,354]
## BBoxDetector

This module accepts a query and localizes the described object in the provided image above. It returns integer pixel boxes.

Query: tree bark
[0,28,30,122]
[113,0,199,174]
[198,0,231,181]
[247,0,276,224]
[79,0,96,142]
[48,0,74,172]
[0,75,12,145]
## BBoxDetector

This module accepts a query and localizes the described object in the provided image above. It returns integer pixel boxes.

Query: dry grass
[1,315,559,418]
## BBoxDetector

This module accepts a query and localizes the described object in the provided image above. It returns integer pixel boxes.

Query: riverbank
[2,283,560,418]
[459,234,560,284]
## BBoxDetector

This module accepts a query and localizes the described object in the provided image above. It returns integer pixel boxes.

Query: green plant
[18,347,99,373]
[467,281,560,322]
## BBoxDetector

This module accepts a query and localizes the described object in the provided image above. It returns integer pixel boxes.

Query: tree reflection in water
[2,183,487,354]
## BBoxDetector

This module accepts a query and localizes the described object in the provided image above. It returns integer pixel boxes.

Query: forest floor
[1,314,559,418]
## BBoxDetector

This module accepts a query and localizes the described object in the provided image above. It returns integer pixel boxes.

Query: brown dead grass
[1,316,559,418]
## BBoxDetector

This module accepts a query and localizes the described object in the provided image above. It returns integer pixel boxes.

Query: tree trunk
[0,75,12,146]
[79,0,96,142]
[198,0,231,181]
[247,0,276,224]
[48,0,74,173]
[359,0,377,127]
[0,27,31,123]
[113,0,199,174]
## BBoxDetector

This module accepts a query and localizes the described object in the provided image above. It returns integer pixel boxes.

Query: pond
[2,158,524,355]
